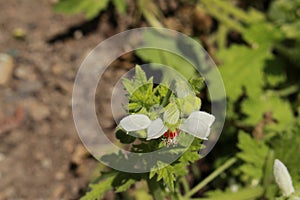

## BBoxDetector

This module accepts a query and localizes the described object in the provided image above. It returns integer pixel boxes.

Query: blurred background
[0,0,299,199]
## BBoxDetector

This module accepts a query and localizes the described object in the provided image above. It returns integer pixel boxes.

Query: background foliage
[54,0,300,199]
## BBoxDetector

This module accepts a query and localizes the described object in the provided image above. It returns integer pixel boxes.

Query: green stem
[147,177,165,200]
[180,177,190,195]
[209,0,252,23]
[183,157,237,199]
[161,80,175,107]
[138,0,163,27]
[275,85,299,97]
[262,149,275,197]
[217,24,227,50]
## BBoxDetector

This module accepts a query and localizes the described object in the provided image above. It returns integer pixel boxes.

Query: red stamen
[164,131,169,138]
[163,130,178,139]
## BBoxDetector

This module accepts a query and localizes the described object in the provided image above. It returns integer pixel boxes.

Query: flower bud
[274,159,295,197]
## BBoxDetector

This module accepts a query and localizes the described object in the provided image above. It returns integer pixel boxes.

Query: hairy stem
[183,157,237,199]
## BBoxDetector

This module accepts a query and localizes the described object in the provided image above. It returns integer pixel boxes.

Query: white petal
[147,118,168,140]
[189,111,215,126]
[179,111,215,140]
[120,114,151,132]
[274,159,295,197]
[179,117,209,140]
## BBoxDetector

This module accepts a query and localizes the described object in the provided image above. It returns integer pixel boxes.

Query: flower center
[163,130,179,146]
[163,130,178,139]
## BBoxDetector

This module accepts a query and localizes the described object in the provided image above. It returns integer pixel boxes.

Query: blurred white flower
[273,159,295,197]
[119,111,215,141]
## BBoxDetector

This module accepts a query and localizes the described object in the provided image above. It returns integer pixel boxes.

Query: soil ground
[0,0,127,199]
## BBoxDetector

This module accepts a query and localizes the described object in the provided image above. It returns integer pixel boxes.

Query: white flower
[273,159,295,197]
[119,111,215,141]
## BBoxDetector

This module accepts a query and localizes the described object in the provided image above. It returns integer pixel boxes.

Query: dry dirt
[0,0,131,199]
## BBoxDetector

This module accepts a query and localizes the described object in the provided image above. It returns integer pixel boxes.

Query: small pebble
[23,99,50,121]
[52,185,65,199]
[63,140,74,153]
[72,145,89,164]
[12,28,26,40]
[55,171,65,180]
[73,30,83,39]
[0,53,14,86]
[51,64,64,75]
[14,66,37,81]
[41,158,52,168]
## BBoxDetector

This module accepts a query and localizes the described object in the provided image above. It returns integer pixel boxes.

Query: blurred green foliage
[54,0,126,19]
[53,0,300,199]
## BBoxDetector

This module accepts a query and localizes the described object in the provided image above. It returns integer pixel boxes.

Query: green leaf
[264,58,287,87]
[176,94,201,116]
[189,77,205,93]
[280,21,300,39]
[116,129,136,144]
[217,22,283,102]
[122,78,135,95]
[242,92,294,131]
[54,0,110,19]
[268,0,300,24]
[135,65,148,87]
[163,102,180,125]
[237,131,269,182]
[150,162,176,191]
[115,179,135,192]
[122,65,159,112]
[135,31,199,80]
[81,174,115,200]
[112,172,141,193]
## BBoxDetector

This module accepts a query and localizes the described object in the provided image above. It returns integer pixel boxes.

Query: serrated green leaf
[237,131,269,181]
[242,92,293,130]
[150,162,176,191]
[163,102,180,125]
[116,129,136,144]
[218,44,266,101]
[81,175,114,200]
[135,65,148,87]
[122,78,135,95]
[112,172,139,193]
[189,77,205,93]
[243,22,283,45]
[176,94,201,116]
[217,22,283,102]
[115,179,135,192]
